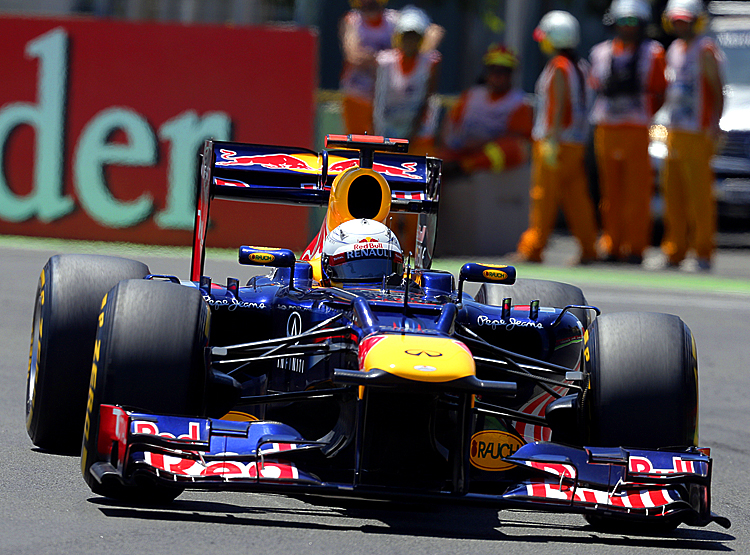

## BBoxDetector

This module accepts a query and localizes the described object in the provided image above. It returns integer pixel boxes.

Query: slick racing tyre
[583,312,698,533]
[476,278,591,329]
[81,279,210,503]
[584,312,698,449]
[26,255,150,454]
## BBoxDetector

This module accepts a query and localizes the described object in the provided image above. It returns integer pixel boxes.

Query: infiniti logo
[278,311,304,373]
[404,349,443,357]
[287,311,302,337]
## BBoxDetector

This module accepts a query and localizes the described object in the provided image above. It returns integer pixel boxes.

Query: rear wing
[192,137,442,281]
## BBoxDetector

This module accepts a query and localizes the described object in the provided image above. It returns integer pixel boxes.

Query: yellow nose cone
[359,334,476,383]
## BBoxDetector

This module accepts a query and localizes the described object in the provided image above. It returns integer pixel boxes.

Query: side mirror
[239,246,297,288]
[239,246,296,267]
[457,263,516,303]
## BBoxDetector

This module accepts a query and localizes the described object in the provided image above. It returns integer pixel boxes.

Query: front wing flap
[502,442,729,528]
[92,405,729,528]
[92,405,325,486]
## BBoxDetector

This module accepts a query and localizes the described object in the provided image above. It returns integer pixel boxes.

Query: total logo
[470,430,524,471]
[413,365,437,372]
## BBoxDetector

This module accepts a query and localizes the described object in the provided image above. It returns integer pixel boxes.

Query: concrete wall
[436,166,531,257]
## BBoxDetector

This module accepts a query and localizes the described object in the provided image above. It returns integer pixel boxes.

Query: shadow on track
[91,495,734,551]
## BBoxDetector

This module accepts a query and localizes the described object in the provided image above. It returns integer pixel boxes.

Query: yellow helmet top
[483,43,519,68]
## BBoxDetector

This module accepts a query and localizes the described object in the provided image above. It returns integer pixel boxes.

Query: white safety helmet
[534,10,580,50]
[608,0,652,23]
[321,219,403,285]
[664,0,702,20]
[396,6,430,36]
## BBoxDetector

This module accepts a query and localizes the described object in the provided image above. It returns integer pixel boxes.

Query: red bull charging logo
[216,150,421,180]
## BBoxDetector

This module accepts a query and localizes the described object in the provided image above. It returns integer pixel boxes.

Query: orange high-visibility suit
[515,54,598,263]
[339,8,399,134]
[441,86,533,173]
[660,35,724,266]
[373,48,441,156]
[589,37,666,262]
[372,47,441,251]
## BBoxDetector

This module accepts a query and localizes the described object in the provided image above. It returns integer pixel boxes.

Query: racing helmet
[533,11,580,51]
[607,0,651,24]
[321,219,403,286]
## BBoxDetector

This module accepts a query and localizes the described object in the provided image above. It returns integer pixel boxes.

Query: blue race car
[26,134,729,532]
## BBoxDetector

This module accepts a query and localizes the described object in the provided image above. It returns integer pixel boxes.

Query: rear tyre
[26,255,149,454]
[476,278,590,328]
[583,311,698,533]
[81,279,210,503]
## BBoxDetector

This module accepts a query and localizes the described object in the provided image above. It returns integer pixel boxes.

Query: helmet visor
[326,248,404,283]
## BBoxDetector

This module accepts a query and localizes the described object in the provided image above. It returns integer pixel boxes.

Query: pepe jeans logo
[477,314,543,330]
[404,350,443,357]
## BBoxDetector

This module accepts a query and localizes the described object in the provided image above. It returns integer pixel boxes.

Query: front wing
[91,405,729,529]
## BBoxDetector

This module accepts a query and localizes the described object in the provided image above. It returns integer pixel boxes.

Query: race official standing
[339,1,443,136]
[590,0,666,264]
[372,6,441,155]
[514,11,599,264]
[440,44,533,175]
[339,0,399,135]
[658,0,724,270]
[371,6,441,252]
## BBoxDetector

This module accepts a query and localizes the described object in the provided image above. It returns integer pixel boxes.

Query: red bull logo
[216,150,317,171]
[353,238,383,250]
[328,158,421,180]
[214,150,421,180]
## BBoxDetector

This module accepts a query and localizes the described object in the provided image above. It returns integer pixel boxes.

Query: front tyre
[26,255,149,454]
[583,312,698,533]
[81,279,210,503]
[585,312,698,448]
[476,278,590,329]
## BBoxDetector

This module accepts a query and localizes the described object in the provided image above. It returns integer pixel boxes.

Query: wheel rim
[26,293,42,418]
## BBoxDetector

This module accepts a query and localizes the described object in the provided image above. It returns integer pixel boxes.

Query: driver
[321,219,403,287]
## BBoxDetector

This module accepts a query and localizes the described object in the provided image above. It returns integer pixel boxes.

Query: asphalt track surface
[1,235,748,554]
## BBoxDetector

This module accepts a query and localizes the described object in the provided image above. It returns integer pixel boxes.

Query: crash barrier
[0,15,316,249]
[436,166,531,257]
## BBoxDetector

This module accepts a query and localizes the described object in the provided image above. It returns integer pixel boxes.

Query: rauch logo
[469,430,524,471]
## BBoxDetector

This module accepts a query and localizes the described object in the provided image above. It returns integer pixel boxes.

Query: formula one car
[26,134,729,532]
